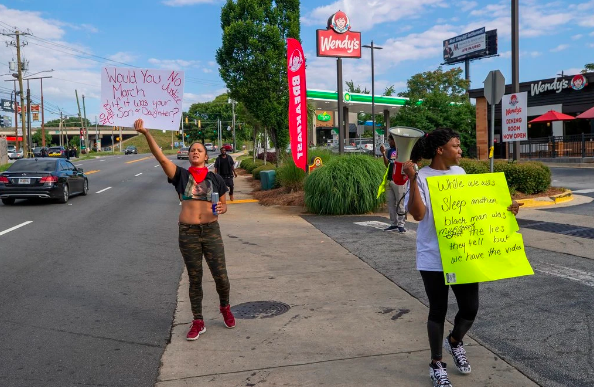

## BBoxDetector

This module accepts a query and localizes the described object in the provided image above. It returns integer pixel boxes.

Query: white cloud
[162,0,218,6]
[561,68,584,76]
[183,88,227,110]
[0,5,65,39]
[550,44,569,52]
[202,68,213,73]
[301,0,446,31]
[494,50,541,59]
[572,34,583,40]
[590,31,594,36]
[108,52,137,64]
[460,1,478,12]
[147,58,201,70]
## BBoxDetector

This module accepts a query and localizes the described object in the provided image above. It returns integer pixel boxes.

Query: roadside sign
[484,70,505,105]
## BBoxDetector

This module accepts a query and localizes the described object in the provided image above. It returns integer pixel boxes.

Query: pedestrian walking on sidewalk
[134,118,236,341]
[380,134,407,233]
[214,147,237,201]
[403,128,522,387]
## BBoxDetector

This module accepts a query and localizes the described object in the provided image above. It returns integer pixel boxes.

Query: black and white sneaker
[384,225,399,232]
[444,334,471,374]
[429,361,453,387]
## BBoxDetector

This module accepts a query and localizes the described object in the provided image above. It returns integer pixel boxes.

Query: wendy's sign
[316,10,361,58]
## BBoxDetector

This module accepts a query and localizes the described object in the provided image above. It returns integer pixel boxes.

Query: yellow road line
[126,156,153,164]
[85,170,100,175]
[227,199,259,204]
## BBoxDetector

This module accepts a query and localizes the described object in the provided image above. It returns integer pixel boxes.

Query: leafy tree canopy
[45,117,92,128]
[394,67,476,156]
[216,0,300,163]
[582,63,594,74]
[345,80,370,94]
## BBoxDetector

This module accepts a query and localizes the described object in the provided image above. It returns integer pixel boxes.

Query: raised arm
[134,119,177,179]
[403,161,426,221]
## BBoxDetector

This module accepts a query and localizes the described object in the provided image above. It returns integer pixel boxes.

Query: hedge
[240,158,264,174]
[276,158,306,191]
[304,154,385,215]
[252,164,277,180]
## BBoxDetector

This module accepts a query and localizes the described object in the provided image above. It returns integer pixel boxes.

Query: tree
[31,130,52,147]
[383,85,396,96]
[345,80,370,94]
[394,67,476,156]
[582,63,594,74]
[45,117,91,128]
[216,0,300,165]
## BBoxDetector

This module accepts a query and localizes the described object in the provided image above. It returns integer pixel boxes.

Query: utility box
[260,170,276,191]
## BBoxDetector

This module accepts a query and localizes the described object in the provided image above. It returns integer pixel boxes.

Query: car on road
[204,143,215,152]
[177,147,189,160]
[8,147,24,160]
[47,146,67,158]
[0,158,88,205]
[32,147,49,157]
[124,146,138,155]
[329,144,366,154]
[222,143,233,152]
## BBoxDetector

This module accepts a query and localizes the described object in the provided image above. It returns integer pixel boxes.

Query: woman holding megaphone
[403,127,522,387]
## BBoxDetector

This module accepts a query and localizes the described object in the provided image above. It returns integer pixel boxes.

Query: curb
[516,189,573,208]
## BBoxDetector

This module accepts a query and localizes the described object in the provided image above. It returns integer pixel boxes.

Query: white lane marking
[534,262,594,288]
[96,187,112,194]
[100,159,105,161]
[0,221,33,236]
[154,165,159,168]
[354,221,391,230]
[572,189,594,194]
[75,164,83,167]
[135,173,143,176]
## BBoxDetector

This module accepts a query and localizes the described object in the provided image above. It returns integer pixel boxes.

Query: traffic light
[185,116,188,124]
[198,120,201,128]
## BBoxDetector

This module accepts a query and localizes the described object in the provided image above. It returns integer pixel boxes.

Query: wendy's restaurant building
[469,72,594,162]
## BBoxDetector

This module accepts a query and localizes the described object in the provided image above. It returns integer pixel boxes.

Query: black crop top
[168,166,228,201]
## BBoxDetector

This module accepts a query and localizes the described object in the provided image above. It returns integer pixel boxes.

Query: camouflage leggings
[178,221,230,320]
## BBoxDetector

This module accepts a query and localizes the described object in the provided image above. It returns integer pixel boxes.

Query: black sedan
[0,158,89,205]
[124,146,138,155]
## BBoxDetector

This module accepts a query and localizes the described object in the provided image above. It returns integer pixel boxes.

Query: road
[0,153,206,387]
[303,166,594,387]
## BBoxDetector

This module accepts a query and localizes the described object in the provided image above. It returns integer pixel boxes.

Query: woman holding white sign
[403,128,522,387]
[134,118,236,342]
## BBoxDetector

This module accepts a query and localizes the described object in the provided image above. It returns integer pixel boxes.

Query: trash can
[260,170,276,191]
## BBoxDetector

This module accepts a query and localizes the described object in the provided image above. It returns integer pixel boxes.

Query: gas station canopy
[306,89,410,114]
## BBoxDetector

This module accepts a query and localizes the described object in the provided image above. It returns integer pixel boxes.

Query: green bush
[308,148,335,164]
[240,158,264,174]
[252,164,277,180]
[494,161,550,194]
[305,154,385,215]
[277,158,306,191]
[459,159,490,174]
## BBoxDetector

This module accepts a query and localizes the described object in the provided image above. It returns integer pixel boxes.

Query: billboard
[443,28,496,64]
[1,99,15,112]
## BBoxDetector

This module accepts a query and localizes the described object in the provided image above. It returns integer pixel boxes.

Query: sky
[1,0,594,125]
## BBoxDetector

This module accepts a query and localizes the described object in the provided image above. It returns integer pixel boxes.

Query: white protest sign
[99,67,184,131]
[501,92,527,142]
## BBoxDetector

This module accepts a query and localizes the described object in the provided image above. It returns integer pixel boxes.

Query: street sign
[484,70,506,173]
[484,70,505,105]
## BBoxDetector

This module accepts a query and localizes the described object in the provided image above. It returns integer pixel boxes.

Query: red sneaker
[220,305,236,328]
[186,319,206,341]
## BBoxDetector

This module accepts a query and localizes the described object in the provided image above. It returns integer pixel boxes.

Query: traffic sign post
[483,70,505,172]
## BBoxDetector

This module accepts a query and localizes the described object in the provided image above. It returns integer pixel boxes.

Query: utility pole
[82,94,88,151]
[75,90,84,152]
[511,0,520,161]
[59,111,63,147]
[26,80,32,154]
[4,30,30,157]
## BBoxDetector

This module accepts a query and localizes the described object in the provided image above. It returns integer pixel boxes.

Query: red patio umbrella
[576,106,594,119]
[529,110,575,123]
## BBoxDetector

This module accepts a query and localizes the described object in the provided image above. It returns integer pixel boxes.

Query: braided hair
[410,127,460,162]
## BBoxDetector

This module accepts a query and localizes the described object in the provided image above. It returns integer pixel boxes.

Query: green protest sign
[427,172,534,285]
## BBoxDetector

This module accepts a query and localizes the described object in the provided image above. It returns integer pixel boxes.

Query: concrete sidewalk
[156,175,538,387]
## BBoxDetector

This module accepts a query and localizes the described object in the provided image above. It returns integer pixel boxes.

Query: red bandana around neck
[188,167,208,183]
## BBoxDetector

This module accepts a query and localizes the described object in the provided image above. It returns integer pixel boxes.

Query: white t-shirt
[404,165,466,271]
